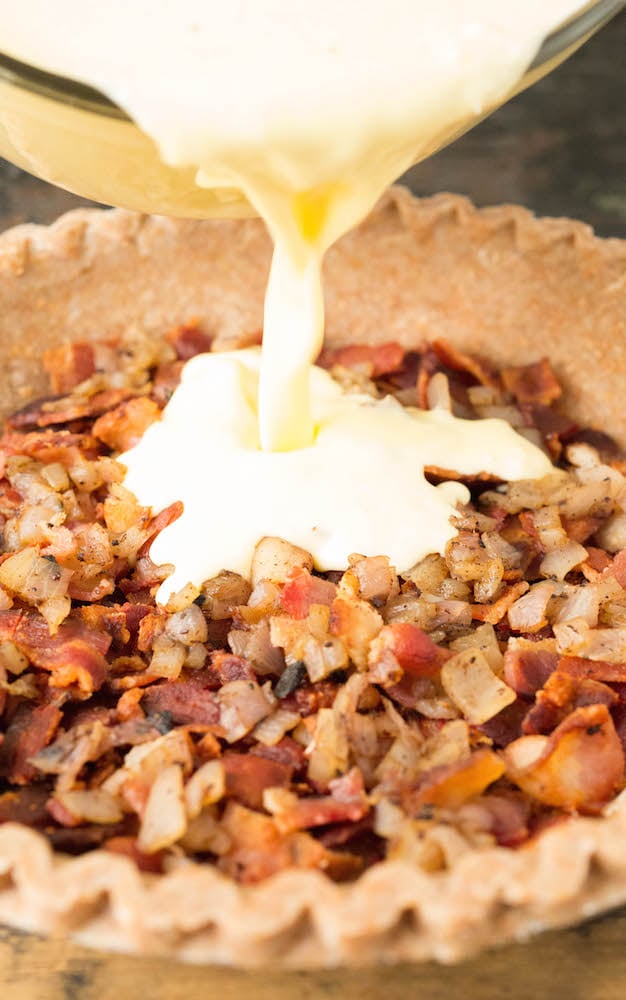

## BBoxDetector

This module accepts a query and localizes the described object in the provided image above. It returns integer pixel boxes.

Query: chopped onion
[137,763,187,853]
[201,571,252,619]
[251,536,313,586]
[184,760,225,819]
[165,604,208,644]
[148,634,187,680]
[540,540,588,581]
[228,620,285,676]
[54,788,123,825]
[252,708,301,746]
[449,623,503,675]
[441,648,516,725]
[508,581,555,632]
[216,679,274,743]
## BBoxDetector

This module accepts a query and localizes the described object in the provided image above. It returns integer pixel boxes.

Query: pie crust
[0,187,625,966]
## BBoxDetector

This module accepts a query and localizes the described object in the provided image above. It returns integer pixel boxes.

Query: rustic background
[0,9,624,236]
[0,10,625,1000]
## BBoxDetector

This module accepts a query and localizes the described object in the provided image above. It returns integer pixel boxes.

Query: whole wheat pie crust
[0,187,625,967]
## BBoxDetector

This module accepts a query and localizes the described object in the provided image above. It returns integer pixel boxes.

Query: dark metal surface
[0,9,624,237]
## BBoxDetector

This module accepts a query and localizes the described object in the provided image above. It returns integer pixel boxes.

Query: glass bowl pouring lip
[0,0,623,121]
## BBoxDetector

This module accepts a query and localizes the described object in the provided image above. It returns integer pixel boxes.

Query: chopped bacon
[43,342,96,394]
[79,606,131,647]
[471,581,530,625]
[0,703,62,784]
[431,338,498,388]
[218,801,361,884]
[268,767,369,833]
[165,323,213,361]
[318,341,405,377]
[406,749,505,812]
[141,676,220,726]
[92,396,161,452]
[7,388,133,430]
[503,643,559,695]
[279,567,336,619]
[251,735,306,771]
[206,651,256,686]
[369,623,449,680]
[0,428,101,465]
[0,786,51,827]
[137,502,184,561]
[416,348,440,410]
[522,672,618,735]
[558,656,626,682]
[501,358,562,407]
[151,360,184,407]
[0,609,110,695]
[562,516,603,544]
[506,704,624,812]
[611,549,626,588]
[478,699,527,749]
[585,547,613,574]
[460,793,530,847]
[222,752,293,810]
[520,404,578,458]
[104,835,165,874]
[280,679,339,716]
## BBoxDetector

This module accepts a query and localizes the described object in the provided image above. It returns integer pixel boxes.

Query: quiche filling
[0,327,624,884]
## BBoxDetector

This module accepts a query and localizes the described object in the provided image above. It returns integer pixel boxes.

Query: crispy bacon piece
[43,342,96,394]
[369,623,449,681]
[0,428,101,465]
[558,656,626,682]
[251,735,306,772]
[406,749,505,812]
[503,643,559,695]
[0,610,111,695]
[460,793,530,847]
[222,752,293,810]
[471,582,530,625]
[206,652,256,686]
[501,358,562,407]
[166,323,213,361]
[151,360,184,407]
[141,677,220,726]
[137,502,184,561]
[522,672,618,736]
[7,388,133,430]
[92,397,161,452]
[479,699,527,748]
[0,786,51,827]
[431,338,498,388]
[506,704,625,812]
[280,679,339,716]
[268,767,369,833]
[520,404,578,459]
[318,341,405,377]
[104,835,165,873]
[279,567,336,620]
[0,703,62,784]
[611,549,626,588]
[219,802,361,884]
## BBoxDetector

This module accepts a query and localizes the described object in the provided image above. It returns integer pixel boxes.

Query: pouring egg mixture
[3,0,583,599]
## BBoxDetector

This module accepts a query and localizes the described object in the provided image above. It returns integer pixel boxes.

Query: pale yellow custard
[1,1,581,598]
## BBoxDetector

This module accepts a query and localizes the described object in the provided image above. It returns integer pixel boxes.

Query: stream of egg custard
[3,1,582,600]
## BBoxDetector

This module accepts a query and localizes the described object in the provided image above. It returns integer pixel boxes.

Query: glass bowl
[0,0,623,219]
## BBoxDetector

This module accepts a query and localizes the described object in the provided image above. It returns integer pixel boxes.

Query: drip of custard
[3,1,579,598]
